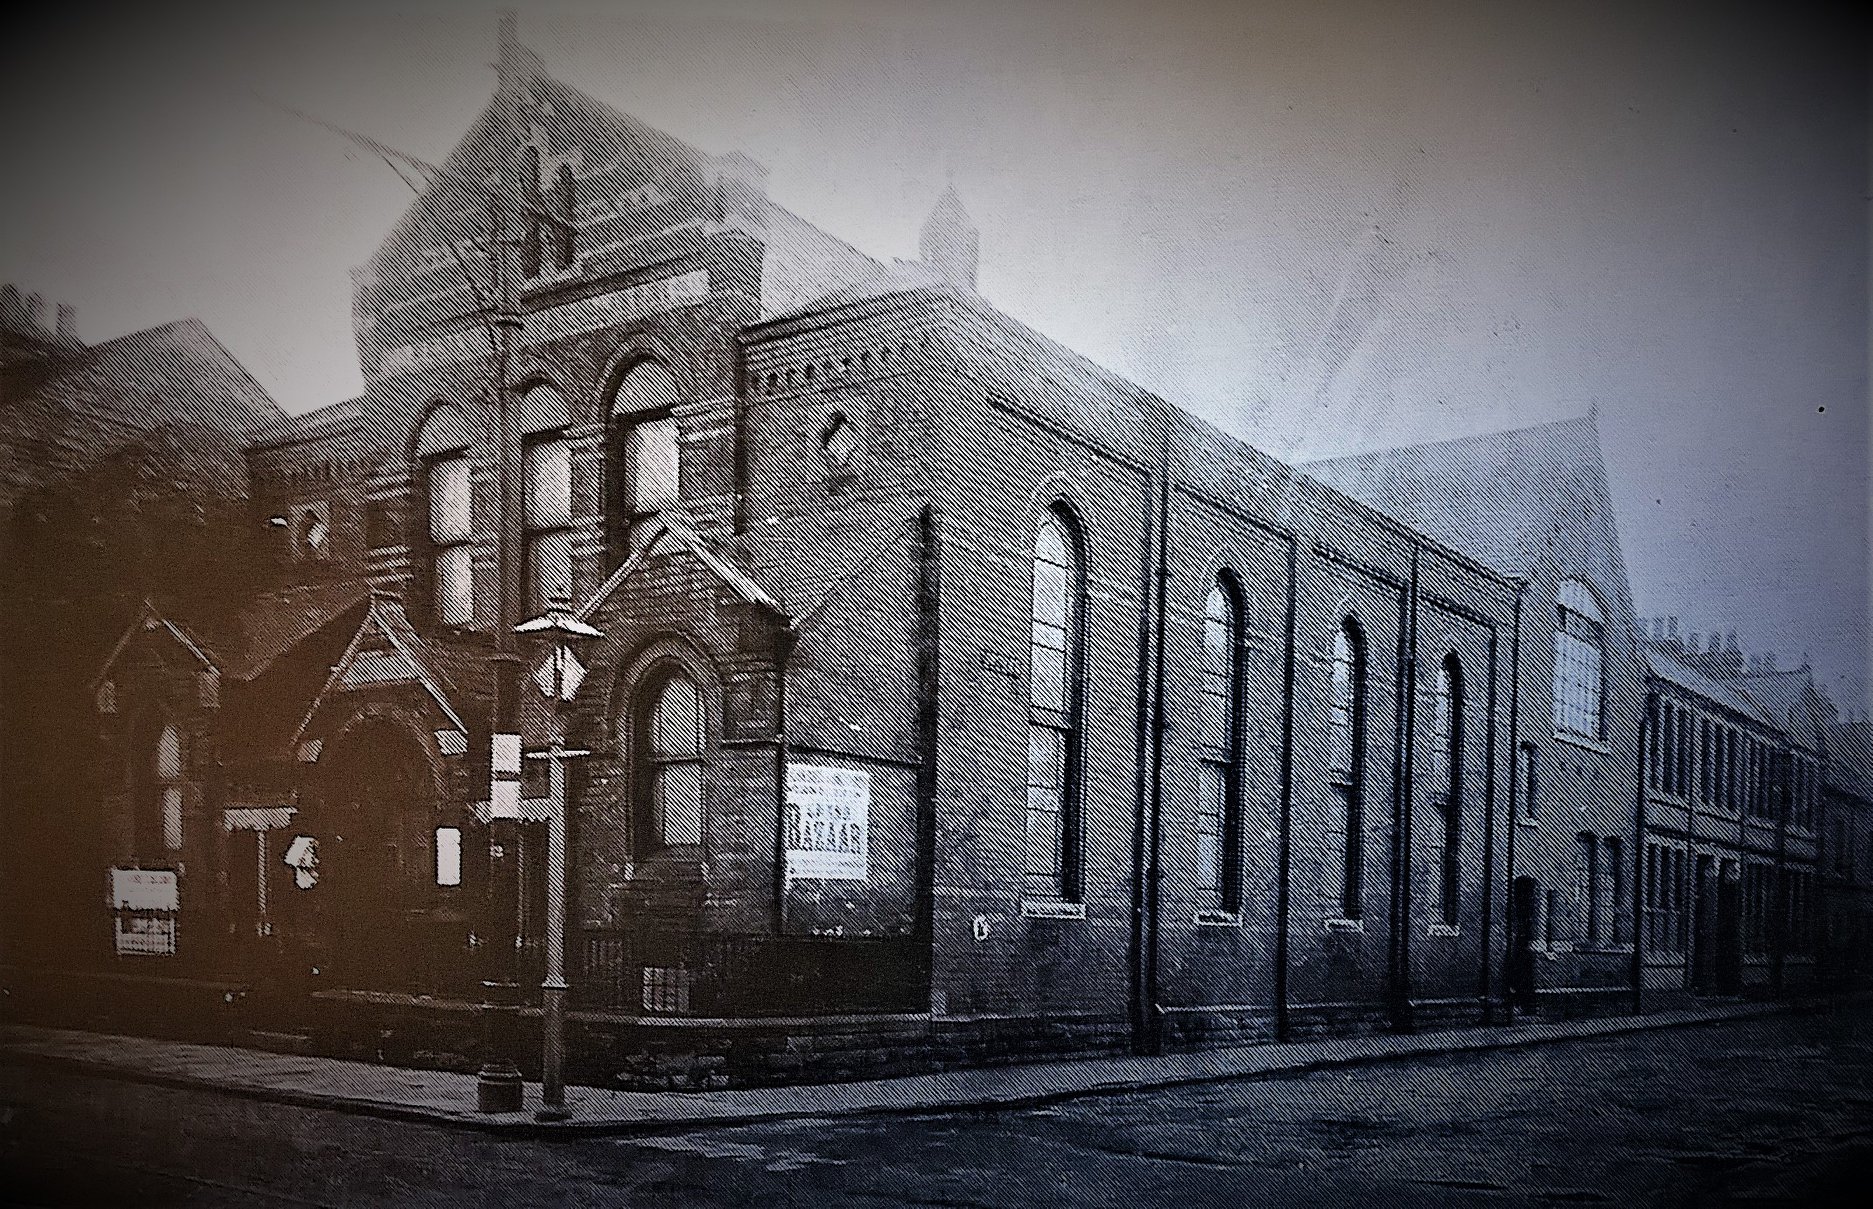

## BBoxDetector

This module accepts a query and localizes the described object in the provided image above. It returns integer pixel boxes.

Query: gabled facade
[14,21,1860,1088]
[1307,416,1650,1012]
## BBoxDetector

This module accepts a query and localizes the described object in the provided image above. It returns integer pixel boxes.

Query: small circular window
[821,413,855,471]
[295,506,330,560]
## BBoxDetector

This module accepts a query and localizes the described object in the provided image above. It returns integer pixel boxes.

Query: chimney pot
[1668,616,1680,640]
[24,292,45,333]
[55,303,78,345]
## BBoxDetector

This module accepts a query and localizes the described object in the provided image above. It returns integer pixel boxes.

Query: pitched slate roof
[1646,643,1772,728]
[1825,720,1873,800]
[1301,415,1610,577]
[1736,667,1833,750]
[2,319,283,513]
[23,319,283,438]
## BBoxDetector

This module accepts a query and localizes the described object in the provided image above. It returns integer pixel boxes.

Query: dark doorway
[1509,876,1539,1012]
[1715,864,1743,995]
[1691,855,1716,992]
[300,720,433,991]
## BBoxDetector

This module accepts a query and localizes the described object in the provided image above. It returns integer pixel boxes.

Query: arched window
[415,404,475,627]
[1330,617,1367,919]
[522,144,545,279]
[520,384,574,614]
[1432,653,1464,925]
[1575,831,1600,946]
[553,163,577,270]
[609,361,682,540]
[1553,580,1604,739]
[638,669,705,850]
[155,724,184,856]
[1604,836,1625,945]
[821,412,855,473]
[1026,506,1083,902]
[1198,576,1244,910]
[1518,741,1538,821]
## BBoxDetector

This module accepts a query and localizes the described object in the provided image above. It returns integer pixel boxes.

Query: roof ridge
[1301,412,1597,468]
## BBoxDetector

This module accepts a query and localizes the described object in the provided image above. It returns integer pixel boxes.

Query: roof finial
[920,182,978,292]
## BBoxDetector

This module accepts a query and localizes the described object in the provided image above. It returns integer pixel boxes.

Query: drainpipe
[1500,578,1526,1017]
[771,623,796,939]
[1141,472,1172,1055]
[1477,619,1500,1022]
[1632,686,1657,1014]
[1127,468,1158,1053]
[1272,536,1299,1041]
[914,505,941,1001]
[1389,546,1421,1033]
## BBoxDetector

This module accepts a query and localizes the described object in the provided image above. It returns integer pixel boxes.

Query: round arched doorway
[301,718,436,991]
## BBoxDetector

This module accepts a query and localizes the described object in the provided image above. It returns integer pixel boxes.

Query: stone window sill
[1552,730,1614,757]
[1194,910,1240,927]
[1425,922,1460,938]
[1021,900,1085,920]
[1324,916,1364,934]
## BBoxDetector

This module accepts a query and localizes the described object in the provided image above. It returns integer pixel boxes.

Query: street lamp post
[517,595,601,1121]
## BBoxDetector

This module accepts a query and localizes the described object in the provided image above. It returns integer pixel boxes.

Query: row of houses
[3,25,1867,1089]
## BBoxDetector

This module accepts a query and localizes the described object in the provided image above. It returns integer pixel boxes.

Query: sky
[3,0,1867,708]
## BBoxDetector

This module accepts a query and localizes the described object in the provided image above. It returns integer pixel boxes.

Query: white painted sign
[785,764,870,881]
[110,868,178,912]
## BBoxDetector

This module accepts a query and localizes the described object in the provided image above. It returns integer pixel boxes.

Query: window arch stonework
[1553,579,1606,740]
[1330,616,1368,920]
[1026,504,1085,903]
[1198,574,1245,912]
[606,359,684,549]
[413,403,475,628]
[1433,652,1465,926]
[612,640,721,863]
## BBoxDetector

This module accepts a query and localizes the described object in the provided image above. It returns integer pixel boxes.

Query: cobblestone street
[4,1007,1869,1207]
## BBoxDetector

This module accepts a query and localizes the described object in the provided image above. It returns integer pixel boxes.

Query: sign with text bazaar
[785,764,870,881]
[109,867,179,956]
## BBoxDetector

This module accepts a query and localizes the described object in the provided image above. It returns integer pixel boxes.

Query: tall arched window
[135,722,185,860]
[520,384,574,614]
[609,361,682,543]
[416,404,475,627]
[1198,576,1244,910]
[1026,506,1083,902]
[1553,579,1605,739]
[1330,617,1367,919]
[638,669,705,850]
[1431,652,1465,925]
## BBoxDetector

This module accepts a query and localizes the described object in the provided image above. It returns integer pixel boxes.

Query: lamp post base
[476,977,525,1114]
[476,1066,525,1114]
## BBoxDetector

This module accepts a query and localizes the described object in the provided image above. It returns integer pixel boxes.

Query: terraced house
[3,21,1862,1090]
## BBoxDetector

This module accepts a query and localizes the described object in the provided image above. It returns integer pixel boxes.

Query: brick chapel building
[8,21,1860,1087]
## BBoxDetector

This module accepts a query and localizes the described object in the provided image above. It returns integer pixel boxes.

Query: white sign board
[785,764,870,881]
[110,868,178,912]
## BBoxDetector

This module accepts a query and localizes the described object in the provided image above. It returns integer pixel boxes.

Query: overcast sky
[3,0,1866,708]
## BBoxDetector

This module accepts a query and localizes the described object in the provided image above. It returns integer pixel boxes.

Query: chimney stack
[1668,616,1681,646]
[55,303,79,346]
[24,292,45,333]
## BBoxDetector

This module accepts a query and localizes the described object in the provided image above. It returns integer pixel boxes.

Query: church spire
[919,184,979,292]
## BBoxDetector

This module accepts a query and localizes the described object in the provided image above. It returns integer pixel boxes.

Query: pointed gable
[1303,415,1640,620]
[350,35,883,383]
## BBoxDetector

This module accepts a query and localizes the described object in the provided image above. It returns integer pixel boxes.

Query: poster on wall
[109,868,179,956]
[785,763,870,881]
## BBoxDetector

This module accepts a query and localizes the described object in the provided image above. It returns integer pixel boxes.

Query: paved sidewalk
[0,1001,1792,1137]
